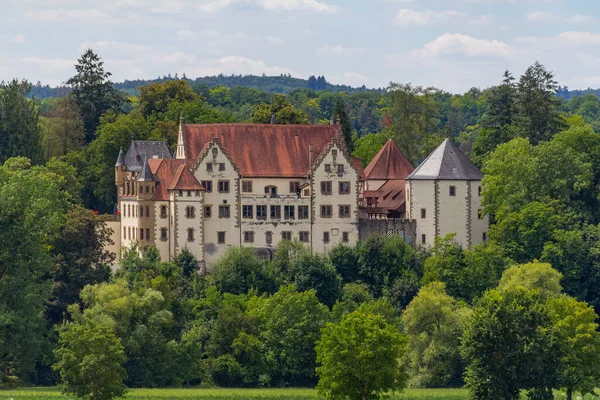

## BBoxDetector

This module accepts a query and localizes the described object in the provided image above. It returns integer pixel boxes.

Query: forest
[3,49,600,400]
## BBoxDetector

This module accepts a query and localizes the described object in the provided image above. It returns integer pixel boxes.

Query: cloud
[8,34,27,44]
[394,9,466,25]
[568,14,597,24]
[265,36,285,45]
[217,56,296,75]
[23,57,75,71]
[317,44,366,56]
[255,0,338,13]
[526,11,557,22]
[24,8,111,22]
[176,30,196,40]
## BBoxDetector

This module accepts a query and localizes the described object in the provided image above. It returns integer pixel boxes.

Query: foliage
[250,94,309,124]
[316,311,407,400]
[54,320,127,400]
[41,95,85,160]
[211,247,270,295]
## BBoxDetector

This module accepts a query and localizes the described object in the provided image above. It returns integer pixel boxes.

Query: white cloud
[150,52,197,66]
[22,57,75,71]
[317,44,366,56]
[197,0,235,12]
[217,56,296,75]
[176,29,196,40]
[526,11,557,23]
[8,34,27,44]
[256,0,338,13]
[24,8,111,22]
[568,14,596,24]
[394,9,466,25]
[265,36,285,45]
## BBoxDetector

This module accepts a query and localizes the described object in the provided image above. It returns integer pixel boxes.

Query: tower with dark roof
[405,138,488,247]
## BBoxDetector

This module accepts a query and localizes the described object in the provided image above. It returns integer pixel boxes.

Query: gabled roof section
[115,148,125,167]
[137,156,154,182]
[124,141,172,172]
[148,159,185,201]
[183,124,339,177]
[168,164,204,191]
[364,139,414,180]
[407,138,484,181]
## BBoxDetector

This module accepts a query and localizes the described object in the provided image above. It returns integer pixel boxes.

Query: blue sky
[1,0,599,92]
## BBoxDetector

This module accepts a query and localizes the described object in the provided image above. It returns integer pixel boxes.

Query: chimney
[270,113,276,124]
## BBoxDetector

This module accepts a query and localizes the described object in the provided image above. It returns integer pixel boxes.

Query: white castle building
[110,120,488,269]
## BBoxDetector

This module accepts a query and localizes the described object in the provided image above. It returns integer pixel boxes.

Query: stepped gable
[407,138,484,181]
[182,124,340,177]
[124,141,172,172]
[148,159,185,200]
[168,164,204,191]
[364,139,414,180]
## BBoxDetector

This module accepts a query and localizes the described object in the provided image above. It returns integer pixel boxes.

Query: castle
[111,119,488,269]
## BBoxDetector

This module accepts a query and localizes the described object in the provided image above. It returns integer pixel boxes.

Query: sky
[1,0,600,93]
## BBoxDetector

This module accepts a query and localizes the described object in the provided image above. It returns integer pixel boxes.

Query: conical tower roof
[364,139,414,180]
[115,148,125,167]
[137,155,155,182]
[406,138,483,181]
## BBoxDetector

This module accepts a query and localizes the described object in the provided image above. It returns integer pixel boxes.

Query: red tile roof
[168,164,204,191]
[148,158,185,201]
[376,180,407,212]
[364,139,414,180]
[183,124,340,177]
[351,157,366,180]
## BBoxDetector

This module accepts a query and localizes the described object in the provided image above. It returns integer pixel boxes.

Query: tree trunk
[567,388,573,400]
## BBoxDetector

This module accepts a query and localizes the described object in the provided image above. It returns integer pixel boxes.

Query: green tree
[514,62,566,145]
[54,320,127,400]
[316,311,407,400]
[352,130,392,166]
[498,261,563,300]
[139,80,200,119]
[286,251,342,307]
[0,80,43,164]
[211,247,269,295]
[67,49,125,142]
[41,95,85,160]
[250,94,309,124]
[333,99,354,152]
[402,282,469,387]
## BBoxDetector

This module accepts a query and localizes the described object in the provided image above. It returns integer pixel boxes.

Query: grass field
[0,387,469,400]
[1,387,598,400]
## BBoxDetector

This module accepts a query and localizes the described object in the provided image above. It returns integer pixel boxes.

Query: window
[303,188,310,197]
[298,205,309,220]
[324,164,331,173]
[139,206,143,217]
[284,205,295,220]
[187,228,194,242]
[290,181,300,193]
[219,163,225,171]
[282,231,292,241]
[242,205,253,219]
[270,205,281,219]
[478,186,482,196]
[187,190,192,197]
[256,205,267,219]
[123,227,126,239]
[244,231,254,243]
[218,180,230,193]
[178,190,183,197]
[339,181,350,194]
[145,229,150,241]
[422,234,426,244]
[321,181,332,194]
[265,186,277,197]
[160,228,167,241]
[206,162,213,172]
[339,205,351,218]
[483,232,487,241]
[421,208,426,219]
[202,181,213,192]
[145,185,149,193]
[342,232,349,243]
[186,206,196,219]
[219,205,230,218]
[299,231,309,242]
[128,227,131,240]
[242,181,253,193]
[321,205,332,218]
[146,206,150,217]
[218,232,226,244]
[337,164,345,174]
[323,231,330,243]
[332,149,338,158]
[449,186,456,196]
[478,209,484,220]
[266,231,273,244]
[204,206,212,218]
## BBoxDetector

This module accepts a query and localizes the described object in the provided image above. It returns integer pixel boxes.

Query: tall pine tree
[333,99,354,153]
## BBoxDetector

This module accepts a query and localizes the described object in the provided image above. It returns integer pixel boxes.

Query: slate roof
[124,141,172,172]
[168,164,204,191]
[364,139,414,180]
[183,124,340,177]
[137,156,155,182]
[115,148,125,167]
[406,138,484,181]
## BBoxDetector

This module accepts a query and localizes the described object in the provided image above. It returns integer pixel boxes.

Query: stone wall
[358,218,417,245]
